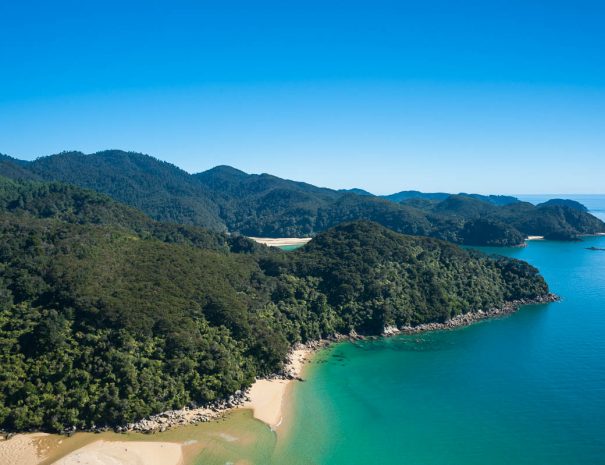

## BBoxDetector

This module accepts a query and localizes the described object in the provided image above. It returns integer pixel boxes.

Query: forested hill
[382,190,519,206]
[1,150,603,245]
[0,179,551,432]
[537,198,588,212]
[0,154,40,181]
[0,176,262,254]
[410,195,605,242]
[2,150,225,231]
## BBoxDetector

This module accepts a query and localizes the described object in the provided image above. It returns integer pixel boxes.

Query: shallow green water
[37,410,277,465]
[278,244,306,251]
[274,236,605,465]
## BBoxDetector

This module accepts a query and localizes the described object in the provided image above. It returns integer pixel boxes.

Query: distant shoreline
[249,234,605,248]
[249,237,312,247]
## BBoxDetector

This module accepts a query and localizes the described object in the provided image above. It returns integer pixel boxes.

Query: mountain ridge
[1,150,603,245]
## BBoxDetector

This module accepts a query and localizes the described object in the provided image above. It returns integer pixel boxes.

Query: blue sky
[1,0,603,194]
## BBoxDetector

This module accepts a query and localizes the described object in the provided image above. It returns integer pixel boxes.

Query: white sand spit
[50,440,184,465]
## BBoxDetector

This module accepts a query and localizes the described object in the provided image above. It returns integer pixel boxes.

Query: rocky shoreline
[386,293,560,335]
[88,347,316,435]
[1,293,558,438]
[116,293,560,434]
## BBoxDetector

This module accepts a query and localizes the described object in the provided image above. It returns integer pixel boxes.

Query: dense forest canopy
[0,176,262,254]
[1,150,603,245]
[0,178,550,431]
[6,151,225,231]
[537,198,588,212]
[382,190,519,206]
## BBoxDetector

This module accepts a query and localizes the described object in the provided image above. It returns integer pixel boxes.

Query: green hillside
[0,179,550,431]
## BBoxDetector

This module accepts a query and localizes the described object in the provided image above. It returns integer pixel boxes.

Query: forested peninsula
[1,150,603,245]
[0,176,553,432]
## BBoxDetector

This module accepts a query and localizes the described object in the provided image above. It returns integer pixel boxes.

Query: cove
[273,235,605,465]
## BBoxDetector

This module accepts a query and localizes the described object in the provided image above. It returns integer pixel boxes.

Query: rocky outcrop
[109,389,251,434]
[386,294,560,335]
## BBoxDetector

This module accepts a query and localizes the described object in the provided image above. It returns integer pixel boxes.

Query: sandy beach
[243,347,311,429]
[249,237,312,247]
[0,435,184,465]
[0,433,48,465]
[50,440,184,465]
[526,235,545,240]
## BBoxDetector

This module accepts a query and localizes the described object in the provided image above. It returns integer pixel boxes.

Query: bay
[274,235,605,464]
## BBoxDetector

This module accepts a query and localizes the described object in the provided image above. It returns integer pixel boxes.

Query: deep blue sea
[274,196,605,465]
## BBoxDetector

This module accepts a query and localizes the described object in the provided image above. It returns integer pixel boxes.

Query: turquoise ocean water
[274,197,605,465]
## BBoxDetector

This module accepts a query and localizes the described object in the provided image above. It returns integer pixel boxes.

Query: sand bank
[0,433,48,465]
[244,348,311,429]
[249,237,312,247]
[50,440,184,465]
[0,435,185,465]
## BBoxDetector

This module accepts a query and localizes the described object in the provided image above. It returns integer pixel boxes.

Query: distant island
[538,198,589,212]
[0,175,554,433]
[1,150,604,246]
[382,189,520,206]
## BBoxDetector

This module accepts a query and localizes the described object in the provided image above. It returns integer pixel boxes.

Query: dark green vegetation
[0,177,550,431]
[382,190,519,206]
[409,194,604,243]
[538,198,588,212]
[3,151,225,230]
[0,177,261,254]
[338,188,374,196]
[0,154,39,181]
[2,150,603,245]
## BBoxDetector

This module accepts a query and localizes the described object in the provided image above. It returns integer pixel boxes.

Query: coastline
[0,293,558,465]
[389,294,560,335]
[0,347,317,465]
[121,346,315,435]
[243,347,313,429]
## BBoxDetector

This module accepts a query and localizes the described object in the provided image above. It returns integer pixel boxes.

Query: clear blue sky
[1,0,604,194]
